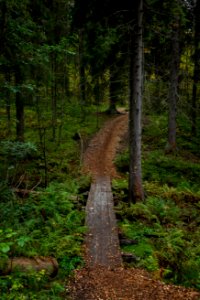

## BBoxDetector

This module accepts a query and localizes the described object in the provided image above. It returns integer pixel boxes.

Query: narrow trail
[86,176,122,268]
[69,114,200,300]
[83,114,128,179]
[83,114,128,268]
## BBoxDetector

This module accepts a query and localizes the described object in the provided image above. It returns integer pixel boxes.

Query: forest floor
[68,113,200,300]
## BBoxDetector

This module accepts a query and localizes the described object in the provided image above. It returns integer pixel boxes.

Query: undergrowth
[0,180,88,299]
[114,114,200,290]
[0,102,105,299]
[115,195,200,289]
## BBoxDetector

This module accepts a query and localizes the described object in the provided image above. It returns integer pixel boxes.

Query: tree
[191,0,200,136]
[79,28,86,106]
[145,0,189,151]
[15,66,25,141]
[0,0,37,141]
[73,0,131,110]
[167,14,180,151]
[129,0,144,202]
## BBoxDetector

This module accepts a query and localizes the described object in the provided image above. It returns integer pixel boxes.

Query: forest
[0,0,200,299]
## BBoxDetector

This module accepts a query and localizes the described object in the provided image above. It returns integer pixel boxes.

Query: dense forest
[0,0,200,299]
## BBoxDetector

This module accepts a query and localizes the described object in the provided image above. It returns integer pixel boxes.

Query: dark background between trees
[0,0,199,140]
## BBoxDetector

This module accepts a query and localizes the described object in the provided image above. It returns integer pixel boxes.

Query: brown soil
[70,266,200,300]
[83,114,128,179]
[68,114,200,300]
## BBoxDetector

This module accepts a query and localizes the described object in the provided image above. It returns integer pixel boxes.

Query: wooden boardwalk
[86,176,122,268]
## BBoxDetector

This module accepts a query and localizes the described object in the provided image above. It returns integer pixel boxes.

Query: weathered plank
[86,176,122,268]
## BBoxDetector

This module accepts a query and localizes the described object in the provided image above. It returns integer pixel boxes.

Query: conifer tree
[129,0,144,202]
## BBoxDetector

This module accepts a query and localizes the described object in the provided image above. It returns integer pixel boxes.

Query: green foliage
[0,103,112,299]
[0,229,17,258]
[117,194,200,289]
[114,112,200,289]
[120,220,159,271]
[59,256,84,276]
[0,141,37,161]
[0,270,66,300]
[0,181,85,257]
[0,181,14,202]
[115,114,200,189]
[143,150,200,187]
[0,180,86,299]
[114,150,129,173]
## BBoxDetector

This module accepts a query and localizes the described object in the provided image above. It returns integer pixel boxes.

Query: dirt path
[83,114,128,270]
[83,114,128,179]
[69,114,200,300]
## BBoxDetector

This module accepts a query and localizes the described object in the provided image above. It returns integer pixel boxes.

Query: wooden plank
[86,176,122,268]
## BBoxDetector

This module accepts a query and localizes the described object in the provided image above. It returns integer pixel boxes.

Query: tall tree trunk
[108,65,118,114]
[167,18,179,151]
[129,0,144,203]
[51,55,57,142]
[79,29,86,106]
[191,0,200,136]
[93,75,100,105]
[5,71,11,136]
[15,67,24,142]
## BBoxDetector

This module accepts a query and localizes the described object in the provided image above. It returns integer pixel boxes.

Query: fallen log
[13,188,48,195]
[119,238,138,246]
[121,252,140,264]
[1,257,58,277]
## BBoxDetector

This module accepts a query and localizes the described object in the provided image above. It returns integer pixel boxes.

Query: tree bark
[5,71,11,136]
[129,0,144,203]
[167,18,180,151]
[15,66,24,142]
[191,0,200,136]
[51,54,57,142]
[108,65,118,114]
[79,29,86,106]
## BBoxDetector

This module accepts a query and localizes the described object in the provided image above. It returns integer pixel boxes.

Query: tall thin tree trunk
[129,0,144,203]
[108,65,118,114]
[93,75,100,105]
[15,67,24,142]
[79,29,86,106]
[191,0,200,136]
[51,54,57,141]
[5,71,11,136]
[167,18,179,151]
[63,55,70,98]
